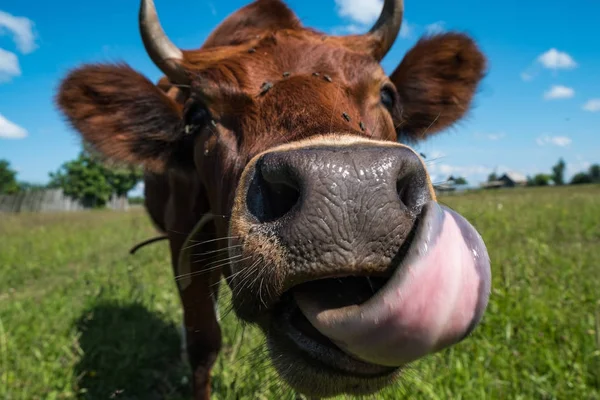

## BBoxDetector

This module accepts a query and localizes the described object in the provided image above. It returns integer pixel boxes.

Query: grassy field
[1,185,599,399]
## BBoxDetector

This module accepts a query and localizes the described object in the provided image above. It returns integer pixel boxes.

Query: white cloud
[330,24,364,35]
[427,162,492,182]
[536,135,572,147]
[425,21,445,35]
[0,10,37,54]
[208,2,217,16]
[475,132,505,141]
[521,48,577,81]
[429,150,446,159]
[520,72,533,81]
[0,113,28,139]
[487,133,505,141]
[333,0,413,39]
[438,164,491,176]
[399,21,413,38]
[335,0,383,25]
[582,98,600,112]
[0,48,20,82]
[537,48,577,70]
[543,85,575,100]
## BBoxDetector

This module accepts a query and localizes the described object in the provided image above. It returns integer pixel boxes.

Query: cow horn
[367,0,404,60]
[139,0,188,83]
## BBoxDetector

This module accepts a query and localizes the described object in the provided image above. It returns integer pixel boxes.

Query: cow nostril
[396,166,429,215]
[246,160,301,223]
[263,180,300,222]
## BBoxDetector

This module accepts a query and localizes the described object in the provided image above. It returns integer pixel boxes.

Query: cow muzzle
[228,135,491,397]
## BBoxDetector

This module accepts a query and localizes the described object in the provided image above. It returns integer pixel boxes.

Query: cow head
[56,0,491,397]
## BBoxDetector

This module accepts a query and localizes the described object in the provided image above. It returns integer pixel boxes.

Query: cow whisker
[366,277,375,294]
[230,259,262,297]
[182,235,240,251]
[191,252,234,267]
[219,263,255,290]
[200,253,245,270]
[422,112,441,137]
[394,119,406,131]
[192,250,227,263]
[218,302,236,320]
[233,337,270,367]
[192,244,242,257]
[175,255,250,280]
[190,245,242,264]
[223,260,257,282]
[242,260,271,296]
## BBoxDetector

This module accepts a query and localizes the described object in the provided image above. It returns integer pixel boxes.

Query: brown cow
[55,0,492,398]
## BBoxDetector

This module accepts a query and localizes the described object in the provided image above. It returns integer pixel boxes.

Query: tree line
[486,158,600,187]
[3,153,598,203]
[0,146,142,208]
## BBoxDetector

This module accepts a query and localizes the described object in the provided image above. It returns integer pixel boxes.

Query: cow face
[56,0,491,397]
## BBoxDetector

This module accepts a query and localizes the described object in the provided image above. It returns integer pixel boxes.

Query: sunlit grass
[1,185,599,399]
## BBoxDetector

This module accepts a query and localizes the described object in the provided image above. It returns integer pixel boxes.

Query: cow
[55,0,492,398]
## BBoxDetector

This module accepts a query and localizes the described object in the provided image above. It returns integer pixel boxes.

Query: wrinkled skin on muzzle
[227,135,491,397]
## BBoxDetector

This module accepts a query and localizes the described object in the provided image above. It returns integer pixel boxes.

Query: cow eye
[380,86,396,112]
[183,101,209,134]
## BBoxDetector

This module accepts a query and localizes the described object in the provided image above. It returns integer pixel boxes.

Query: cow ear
[390,33,487,141]
[56,63,186,172]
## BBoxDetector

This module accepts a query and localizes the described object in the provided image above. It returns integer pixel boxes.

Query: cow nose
[245,144,433,225]
[245,154,303,223]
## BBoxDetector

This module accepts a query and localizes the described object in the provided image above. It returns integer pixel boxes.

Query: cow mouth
[271,276,397,377]
[267,201,491,380]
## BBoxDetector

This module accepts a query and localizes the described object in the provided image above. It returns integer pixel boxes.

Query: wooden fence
[0,189,130,213]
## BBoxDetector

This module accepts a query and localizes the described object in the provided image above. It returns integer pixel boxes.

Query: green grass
[1,185,599,399]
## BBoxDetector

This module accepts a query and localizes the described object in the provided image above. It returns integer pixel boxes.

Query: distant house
[498,172,528,187]
[481,171,527,189]
[434,182,457,193]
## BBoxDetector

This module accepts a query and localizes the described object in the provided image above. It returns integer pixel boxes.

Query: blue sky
[1,0,599,191]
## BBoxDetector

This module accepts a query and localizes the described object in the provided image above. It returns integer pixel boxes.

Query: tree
[487,172,498,182]
[570,172,592,185]
[589,164,600,182]
[0,159,19,194]
[105,166,143,197]
[551,158,566,185]
[453,176,468,185]
[49,150,143,207]
[83,141,143,197]
[569,164,600,185]
[531,173,551,186]
[49,152,113,207]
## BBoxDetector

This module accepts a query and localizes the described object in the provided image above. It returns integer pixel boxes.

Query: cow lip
[269,293,399,377]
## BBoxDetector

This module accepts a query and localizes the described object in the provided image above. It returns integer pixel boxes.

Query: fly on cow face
[56,0,492,399]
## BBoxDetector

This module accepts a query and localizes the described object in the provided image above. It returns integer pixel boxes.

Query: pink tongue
[294,207,490,367]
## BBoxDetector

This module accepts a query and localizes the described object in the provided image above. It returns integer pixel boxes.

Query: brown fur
[55,1,487,398]
[391,33,487,139]
[201,0,302,48]
[57,64,187,172]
